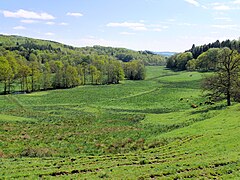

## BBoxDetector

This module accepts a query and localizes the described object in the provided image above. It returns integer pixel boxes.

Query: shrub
[20,147,55,157]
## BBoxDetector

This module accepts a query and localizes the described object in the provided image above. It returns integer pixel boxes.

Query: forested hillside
[166,38,240,71]
[0,35,164,94]
[187,39,240,59]
[0,35,165,65]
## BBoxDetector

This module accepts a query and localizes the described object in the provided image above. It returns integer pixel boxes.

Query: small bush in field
[0,150,5,158]
[20,147,55,157]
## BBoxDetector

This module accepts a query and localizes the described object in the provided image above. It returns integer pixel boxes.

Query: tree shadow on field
[160,79,202,89]
[108,108,173,114]
[190,104,226,115]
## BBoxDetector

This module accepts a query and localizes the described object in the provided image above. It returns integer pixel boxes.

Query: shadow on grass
[107,108,174,114]
[190,104,226,115]
[160,79,202,89]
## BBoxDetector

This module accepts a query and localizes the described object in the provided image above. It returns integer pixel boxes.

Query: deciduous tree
[0,56,13,94]
[202,48,240,106]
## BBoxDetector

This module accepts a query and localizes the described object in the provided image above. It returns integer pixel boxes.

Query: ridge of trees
[166,38,240,71]
[0,35,151,94]
[186,39,240,59]
[0,35,165,66]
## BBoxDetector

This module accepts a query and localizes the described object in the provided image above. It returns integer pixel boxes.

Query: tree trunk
[83,70,86,85]
[21,77,24,92]
[31,75,34,92]
[8,79,11,94]
[26,76,29,92]
[4,80,7,94]
[227,91,231,106]
[227,68,231,106]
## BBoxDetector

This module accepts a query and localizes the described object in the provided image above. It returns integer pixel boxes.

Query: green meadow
[0,66,239,179]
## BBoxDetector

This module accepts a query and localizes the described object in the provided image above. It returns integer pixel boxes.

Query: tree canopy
[0,35,156,94]
[167,38,240,72]
[202,48,240,106]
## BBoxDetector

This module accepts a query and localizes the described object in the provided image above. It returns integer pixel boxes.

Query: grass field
[0,66,239,179]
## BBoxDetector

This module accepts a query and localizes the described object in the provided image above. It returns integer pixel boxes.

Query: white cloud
[107,21,171,33]
[13,26,26,30]
[0,32,11,36]
[45,32,54,36]
[152,28,162,32]
[211,24,238,29]
[59,22,68,26]
[176,22,196,26]
[184,0,207,9]
[46,22,55,25]
[233,0,240,4]
[149,24,169,28]
[66,12,83,17]
[120,32,136,35]
[107,22,144,28]
[21,19,39,24]
[184,0,200,7]
[210,31,220,34]
[210,1,240,11]
[2,9,55,20]
[148,24,168,32]
[131,26,147,31]
[168,19,176,22]
[213,5,231,10]
[107,22,147,31]
[214,17,232,21]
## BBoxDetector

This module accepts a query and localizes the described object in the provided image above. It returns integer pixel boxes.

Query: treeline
[186,39,240,59]
[0,35,146,94]
[75,46,166,66]
[166,38,240,71]
[0,35,166,66]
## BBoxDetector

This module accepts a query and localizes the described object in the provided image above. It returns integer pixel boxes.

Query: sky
[1,0,240,52]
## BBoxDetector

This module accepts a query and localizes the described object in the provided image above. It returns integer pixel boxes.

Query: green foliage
[187,39,240,59]
[0,35,165,66]
[107,59,124,84]
[42,62,52,90]
[0,56,13,94]
[167,38,240,72]
[202,48,240,106]
[168,45,240,106]
[186,59,196,71]
[196,48,220,71]
[166,52,193,71]
[65,65,80,87]
[0,35,151,93]
[124,60,146,80]
[81,45,165,65]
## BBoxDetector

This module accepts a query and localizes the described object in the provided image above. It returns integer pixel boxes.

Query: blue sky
[1,0,240,52]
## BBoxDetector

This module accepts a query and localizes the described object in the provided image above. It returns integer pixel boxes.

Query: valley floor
[0,66,239,179]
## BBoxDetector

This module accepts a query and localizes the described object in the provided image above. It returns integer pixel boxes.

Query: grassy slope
[0,66,240,179]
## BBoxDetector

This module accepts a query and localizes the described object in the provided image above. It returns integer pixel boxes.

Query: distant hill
[0,34,166,66]
[0,34,167,94]
[154,51,176,57]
